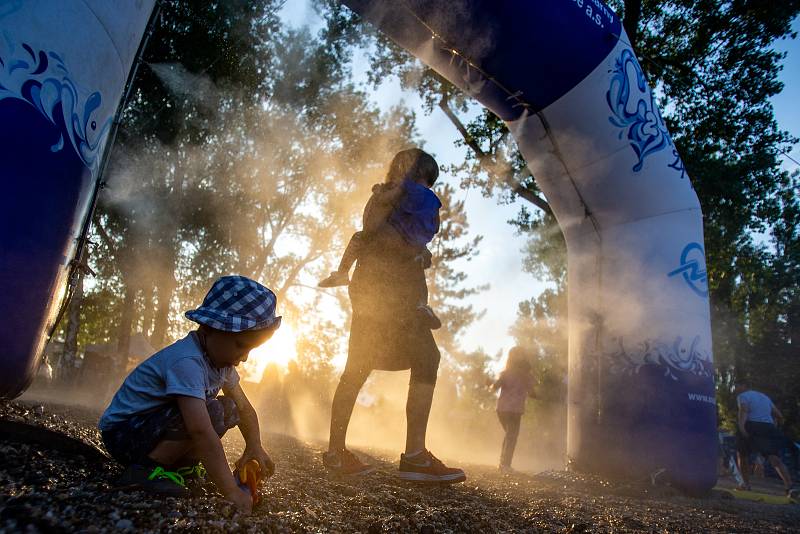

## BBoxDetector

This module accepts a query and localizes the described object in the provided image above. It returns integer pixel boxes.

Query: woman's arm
[363,183,408,237]
[492,372,505,392]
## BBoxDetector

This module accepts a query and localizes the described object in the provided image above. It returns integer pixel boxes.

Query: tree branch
[92,215,118,258]
[438,94,553,217]
[623,0,642,51]
[275,249,324,301]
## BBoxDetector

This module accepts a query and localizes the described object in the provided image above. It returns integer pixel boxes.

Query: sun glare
[241,322,298,382]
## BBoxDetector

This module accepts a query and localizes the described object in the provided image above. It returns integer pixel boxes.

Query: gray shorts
[101,396,239,465]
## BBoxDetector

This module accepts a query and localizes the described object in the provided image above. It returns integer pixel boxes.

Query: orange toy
[234,459,262,505]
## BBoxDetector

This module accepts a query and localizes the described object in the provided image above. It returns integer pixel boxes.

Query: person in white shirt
[735,379,794,495]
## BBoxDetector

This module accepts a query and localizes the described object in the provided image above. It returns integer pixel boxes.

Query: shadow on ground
[1,399,799,533]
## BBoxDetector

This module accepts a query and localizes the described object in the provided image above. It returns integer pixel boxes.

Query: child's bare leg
[319,232,365,287]
[148,439,195,465]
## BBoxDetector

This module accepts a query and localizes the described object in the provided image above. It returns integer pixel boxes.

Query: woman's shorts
[345,312,440,384]
[101,396,239,465]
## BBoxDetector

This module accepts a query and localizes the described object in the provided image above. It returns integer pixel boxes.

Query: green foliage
[66,1,487,399]
[428,183,487,356]
[82,1,422,357]
[62,0,799,442]
[510,291,568,404]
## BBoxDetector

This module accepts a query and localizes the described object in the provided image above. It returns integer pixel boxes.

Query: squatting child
[98,276,281,515]
[318,148,442,328]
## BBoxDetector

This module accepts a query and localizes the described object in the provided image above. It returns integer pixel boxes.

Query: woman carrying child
[322,148,465,483]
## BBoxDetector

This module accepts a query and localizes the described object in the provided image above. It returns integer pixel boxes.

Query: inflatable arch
[0,0,157,397]
[0,0,717,493]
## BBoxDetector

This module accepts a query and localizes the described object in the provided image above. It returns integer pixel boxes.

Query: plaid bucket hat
[185,275,282,332]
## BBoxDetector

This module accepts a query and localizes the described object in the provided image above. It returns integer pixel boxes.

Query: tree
[428,183,487,357]
[77,0,431,386]
[92,0,284,354]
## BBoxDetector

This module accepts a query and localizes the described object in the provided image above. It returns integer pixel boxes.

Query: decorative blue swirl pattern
[606,335,712,381]
[0,1,23,21]
[0,39,110,176]
[607,48,685,177]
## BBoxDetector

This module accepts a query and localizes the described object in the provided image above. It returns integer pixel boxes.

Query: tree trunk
[141,284,154,339]
[117,283,137,360]
[623,0,642,51]
[151,273,176,349]
[60,258,86,385]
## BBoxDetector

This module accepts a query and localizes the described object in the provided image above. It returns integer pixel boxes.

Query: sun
[240,322,298,382]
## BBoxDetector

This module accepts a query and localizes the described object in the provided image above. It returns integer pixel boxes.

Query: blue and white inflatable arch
[0,0,716,493]
[0,1,156,397]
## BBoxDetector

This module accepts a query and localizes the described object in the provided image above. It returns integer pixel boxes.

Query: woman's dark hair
[386,148,439,186]
[505,346,532,373]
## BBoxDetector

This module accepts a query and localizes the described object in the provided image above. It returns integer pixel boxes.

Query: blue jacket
[388,180,442,247]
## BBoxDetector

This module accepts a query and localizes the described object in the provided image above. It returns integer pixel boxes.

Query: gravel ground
[1,400,799,533]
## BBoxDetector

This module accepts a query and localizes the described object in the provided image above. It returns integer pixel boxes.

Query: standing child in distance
[493,346,535,472]
[98,276,280,515]
[318,148,442,329]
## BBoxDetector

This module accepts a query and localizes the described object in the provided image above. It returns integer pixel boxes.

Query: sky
[279,4,800,362]
[773,18,800,173]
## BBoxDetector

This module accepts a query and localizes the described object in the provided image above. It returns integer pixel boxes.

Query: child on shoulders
[318,148,442,329]
[98,275,281,515]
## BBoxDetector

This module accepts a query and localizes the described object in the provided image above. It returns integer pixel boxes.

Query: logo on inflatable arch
[0,40,111,177]
[667,242,708,298]
[607,48,685,178]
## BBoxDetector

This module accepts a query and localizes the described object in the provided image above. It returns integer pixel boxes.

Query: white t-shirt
[737,390,774,424]
[98,331,239,430]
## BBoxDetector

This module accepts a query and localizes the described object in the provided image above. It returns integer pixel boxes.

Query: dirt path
[1,400,798,533]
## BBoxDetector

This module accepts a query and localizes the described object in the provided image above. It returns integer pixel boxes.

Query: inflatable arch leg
[342,0,717,493]
[0,1,157,398]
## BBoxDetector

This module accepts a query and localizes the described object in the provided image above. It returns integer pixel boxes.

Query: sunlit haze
[240,323,298,382]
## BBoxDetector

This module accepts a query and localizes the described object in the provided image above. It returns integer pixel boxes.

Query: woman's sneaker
[322,449,374,475]
[318,271,350,288]
[397,449,466,483]
[116,464,190,498]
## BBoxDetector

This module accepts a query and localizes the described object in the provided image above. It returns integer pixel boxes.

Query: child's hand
[237,446,275,479]
[229,486,253,515]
